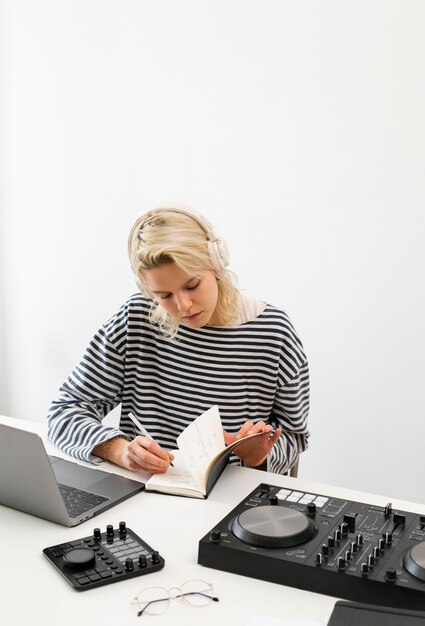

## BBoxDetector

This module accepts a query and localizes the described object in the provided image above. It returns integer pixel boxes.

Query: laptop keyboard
[58,484,109,518]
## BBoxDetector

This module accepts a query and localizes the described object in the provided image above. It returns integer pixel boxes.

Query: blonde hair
[128,207,240,337]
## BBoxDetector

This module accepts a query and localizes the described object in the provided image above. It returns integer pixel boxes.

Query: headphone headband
[142,203,230,269]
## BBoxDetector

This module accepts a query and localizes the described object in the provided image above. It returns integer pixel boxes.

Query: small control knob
[106,524,114,538]
[138,554,147,568]
[351,541,358,553]
[345,550,351,562]
[209,530,222,543]
[321,544,329,556]
[337,557,346,571]
[63,548,95,570]
[378,538,386,551]
[269,495,278,505]
[361,563,369,575]
[384,531,393,545]
[373,547,381,559]
[368,554,375,568]
[151,551,160,564]
[306,502,316,516]
[356,534,363,547]
[327,536,335,549]
[385,567,397,582]
[119,521,127,534]
[125,558,134,572]
[340,522,349,536]
[93,527,101,541]
[315,553,324,566]
[334,529,341,542]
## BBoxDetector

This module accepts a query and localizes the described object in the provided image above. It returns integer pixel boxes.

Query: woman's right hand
[94,436,174,473]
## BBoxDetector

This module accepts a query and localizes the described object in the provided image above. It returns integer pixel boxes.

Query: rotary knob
[93,527,101,541]
[209,530,222,543]
[385,567,397,582]
[306,502,316,516]
[151,551,160,564]
[337,557,346,571]
[63,548,95,570]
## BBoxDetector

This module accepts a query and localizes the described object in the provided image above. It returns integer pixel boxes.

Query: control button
[276,489,291,500]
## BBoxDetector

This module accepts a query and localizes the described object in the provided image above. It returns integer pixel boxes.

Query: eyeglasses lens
[181,580,213,607]
[136,586,170,615]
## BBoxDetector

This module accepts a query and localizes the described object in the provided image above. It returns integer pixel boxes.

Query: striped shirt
[47,293,310,474]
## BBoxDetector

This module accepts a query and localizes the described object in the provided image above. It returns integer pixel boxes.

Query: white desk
[1,415,425,626]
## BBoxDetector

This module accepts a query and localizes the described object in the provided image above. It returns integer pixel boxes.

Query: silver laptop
[0,423,145,526]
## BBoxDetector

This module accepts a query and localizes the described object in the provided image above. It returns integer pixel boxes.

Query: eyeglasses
[131,579,219,617]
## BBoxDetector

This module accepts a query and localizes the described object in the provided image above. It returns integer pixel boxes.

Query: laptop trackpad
[51,458,112,490]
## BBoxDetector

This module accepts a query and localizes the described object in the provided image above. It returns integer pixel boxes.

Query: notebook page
[176,405,224,489]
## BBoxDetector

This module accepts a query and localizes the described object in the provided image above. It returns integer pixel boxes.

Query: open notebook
[144,405,269,498]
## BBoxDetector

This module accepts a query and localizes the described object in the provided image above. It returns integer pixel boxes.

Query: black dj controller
[198,483,425,609]
[44,522,164,590]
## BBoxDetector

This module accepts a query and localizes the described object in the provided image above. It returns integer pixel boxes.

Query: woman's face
[143,262,220,327]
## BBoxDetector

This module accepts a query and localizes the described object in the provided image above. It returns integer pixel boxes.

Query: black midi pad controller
[43,522,164,591]
[198,483,425,609]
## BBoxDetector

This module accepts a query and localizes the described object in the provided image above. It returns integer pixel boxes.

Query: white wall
[1,0,424,502]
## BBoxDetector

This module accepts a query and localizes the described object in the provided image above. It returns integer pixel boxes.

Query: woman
[47,204,310,475]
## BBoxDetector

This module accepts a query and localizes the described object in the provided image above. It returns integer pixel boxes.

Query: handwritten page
[147,450,203,491]
[176,405,224,490]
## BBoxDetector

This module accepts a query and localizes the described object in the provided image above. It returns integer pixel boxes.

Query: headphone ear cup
[207,238,230,269]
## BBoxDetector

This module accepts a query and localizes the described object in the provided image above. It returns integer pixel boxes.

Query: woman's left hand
[223,420,282,468]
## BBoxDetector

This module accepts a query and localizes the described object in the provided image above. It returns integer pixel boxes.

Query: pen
[128,412,174,467]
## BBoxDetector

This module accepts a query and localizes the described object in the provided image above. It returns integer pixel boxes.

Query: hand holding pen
[127,412,175,470]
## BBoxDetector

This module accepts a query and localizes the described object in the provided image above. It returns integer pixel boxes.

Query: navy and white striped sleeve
[47,320,128,462]
[267,360,310,474]
[265,317,310,475]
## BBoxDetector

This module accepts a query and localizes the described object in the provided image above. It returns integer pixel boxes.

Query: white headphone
[143,203,230,270]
